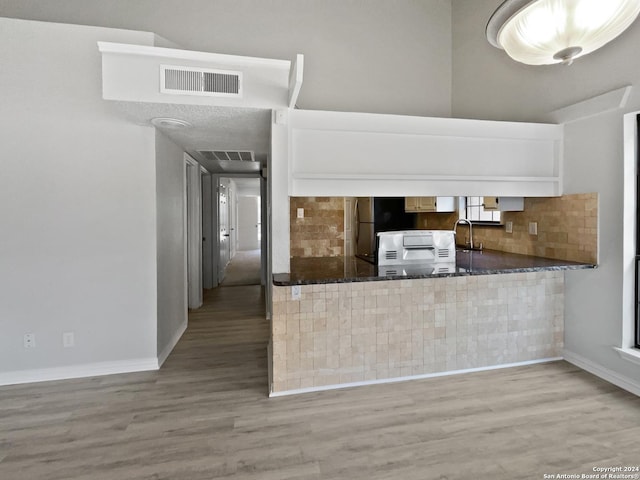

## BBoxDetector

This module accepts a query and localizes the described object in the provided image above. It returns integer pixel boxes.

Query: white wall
[155,131,188,364]
[0,18,160,383]
[0,0,453,117]
[452,0,640,388]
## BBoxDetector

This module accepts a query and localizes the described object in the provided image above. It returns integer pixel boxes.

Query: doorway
[185,155,203,310]
[219,177,262,287]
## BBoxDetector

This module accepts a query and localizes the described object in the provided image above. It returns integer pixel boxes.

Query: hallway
[163,285,269,388]
[221,249,262,287]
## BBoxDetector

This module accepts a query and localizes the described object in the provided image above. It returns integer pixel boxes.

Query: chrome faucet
[453,218,473,250]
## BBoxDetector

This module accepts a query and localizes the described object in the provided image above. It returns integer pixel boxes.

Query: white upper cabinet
[405,196,456,213]
[281,110,563,198]
[483,197,524,211]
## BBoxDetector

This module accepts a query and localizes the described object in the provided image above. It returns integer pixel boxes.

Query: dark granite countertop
[272,249,596,286]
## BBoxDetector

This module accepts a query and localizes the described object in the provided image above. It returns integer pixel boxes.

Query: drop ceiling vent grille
[161,65,242,97]
[199,150,255,162]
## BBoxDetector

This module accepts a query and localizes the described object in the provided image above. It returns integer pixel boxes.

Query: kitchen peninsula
[270,111,594,396]
[270,250,595,395]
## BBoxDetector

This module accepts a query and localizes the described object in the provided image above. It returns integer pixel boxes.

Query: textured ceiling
[111,101,271,173]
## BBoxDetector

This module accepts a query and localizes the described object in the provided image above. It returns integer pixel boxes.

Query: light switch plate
[528,222,538,235]
[274,109,287,125]
[63,332,75,348]
[505,221,513,234]
[297,208,304,219]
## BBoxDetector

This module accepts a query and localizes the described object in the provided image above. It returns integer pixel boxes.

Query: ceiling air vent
[161,65,242,97]
[199,150,255,162]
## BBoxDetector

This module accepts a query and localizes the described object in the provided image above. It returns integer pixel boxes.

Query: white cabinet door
[433,196,455,212]
[483,197,499,210]
[417,197,437,211]
[483,197,524,211]
[405,196,455,213]
[405,197,419,212]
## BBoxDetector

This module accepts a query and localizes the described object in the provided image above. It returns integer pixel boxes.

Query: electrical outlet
[505,221,513,234]
[291,285,301,300]
[63,332,75,348]
[24,333,35,349]
[528,222,538,235]
[297,208,304,219]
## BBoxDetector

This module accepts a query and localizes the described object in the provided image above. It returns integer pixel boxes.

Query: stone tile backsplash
[290,197,344,258]
[419,193,597,264]
[291,194,597,263]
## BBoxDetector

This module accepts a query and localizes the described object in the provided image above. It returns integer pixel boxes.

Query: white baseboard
[563,349,640,397]
[269,357,563,398]
[157,320,188,367]
[0,358,159,387]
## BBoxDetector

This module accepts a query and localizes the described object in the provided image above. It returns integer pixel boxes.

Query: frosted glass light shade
[486,0,640,65]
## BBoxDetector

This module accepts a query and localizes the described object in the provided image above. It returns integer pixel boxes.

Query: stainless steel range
[376,230,456,276]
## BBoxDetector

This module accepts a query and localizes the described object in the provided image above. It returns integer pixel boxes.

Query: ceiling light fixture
[150,117,191,129]
[486,0,640,65]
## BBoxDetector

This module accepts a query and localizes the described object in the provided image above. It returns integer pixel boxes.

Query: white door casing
[218,178,231,282]
[184,154,203,309]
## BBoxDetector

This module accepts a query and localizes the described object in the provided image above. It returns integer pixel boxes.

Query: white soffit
[97,41,303,109]
[549,86,633,124]
[97,41,292,68]
[98,42,303,174]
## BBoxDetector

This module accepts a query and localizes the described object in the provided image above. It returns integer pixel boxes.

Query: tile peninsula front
[271,270,565,394]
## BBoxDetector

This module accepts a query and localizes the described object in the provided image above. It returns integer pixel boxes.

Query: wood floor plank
[1,284,640,480]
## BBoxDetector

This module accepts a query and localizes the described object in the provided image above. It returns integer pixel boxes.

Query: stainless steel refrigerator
[354,197,417,263]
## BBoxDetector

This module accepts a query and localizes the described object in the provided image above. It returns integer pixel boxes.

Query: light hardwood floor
[1,285,640,480]
[221,250,262,286]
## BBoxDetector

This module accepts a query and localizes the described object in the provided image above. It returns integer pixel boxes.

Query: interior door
[218,179,230,281]
[237,196,260,250]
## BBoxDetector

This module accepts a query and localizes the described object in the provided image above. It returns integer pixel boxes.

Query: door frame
[202,172,214,289]
[218,177,231,282]
[210,173,266,289]
[184,154,203,309]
